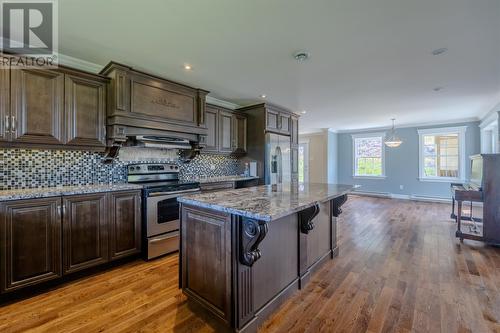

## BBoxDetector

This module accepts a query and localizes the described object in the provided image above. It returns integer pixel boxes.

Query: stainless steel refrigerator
[265,133,291,185]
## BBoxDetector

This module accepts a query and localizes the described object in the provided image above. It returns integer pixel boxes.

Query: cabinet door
[62,193,108,274]
[233,113,247,153]
[279,113,291,135]
[10,68,64,144]
[0,197,62,293]
[291,116,299,146]
[0,67,9,142]
[219,110,233,153]
[266,110,279,131]
[204,105,219,152]
[109,191,141,260]
[65,74,106,148]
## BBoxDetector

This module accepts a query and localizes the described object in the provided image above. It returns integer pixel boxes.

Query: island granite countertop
[185,175,259,184]
[0,184,143,202]
[177,183,354,222]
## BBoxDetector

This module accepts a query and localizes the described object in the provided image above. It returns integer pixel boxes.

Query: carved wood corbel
[332,194,348,217]
[299,204,320,234]
[240,218,268,267]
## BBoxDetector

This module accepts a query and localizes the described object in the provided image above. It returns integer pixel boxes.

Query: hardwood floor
[1,196,499,333]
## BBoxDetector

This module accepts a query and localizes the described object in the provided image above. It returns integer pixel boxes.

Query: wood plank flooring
[1,196,500,333]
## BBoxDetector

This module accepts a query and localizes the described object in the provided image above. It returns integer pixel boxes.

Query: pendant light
[384,118,403,148]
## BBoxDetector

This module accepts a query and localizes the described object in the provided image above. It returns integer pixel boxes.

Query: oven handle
[148,188,201,197]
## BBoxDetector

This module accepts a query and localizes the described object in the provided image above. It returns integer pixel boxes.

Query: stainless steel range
[127,163,200,260]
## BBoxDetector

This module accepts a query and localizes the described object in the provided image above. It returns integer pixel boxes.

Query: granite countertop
[0,184,143,202]
[195,176,260,184]
[178,183,354,222]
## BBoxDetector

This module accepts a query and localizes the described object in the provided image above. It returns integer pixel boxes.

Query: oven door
[146,189,199,237]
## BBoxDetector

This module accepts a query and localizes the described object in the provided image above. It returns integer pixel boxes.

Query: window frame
[417,126,467,182]
[352,132,386,179]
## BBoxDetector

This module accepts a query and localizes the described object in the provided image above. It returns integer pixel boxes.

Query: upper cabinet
[239,103,297,137]
[10,68,65,145]
[64,74,107,148]
[101,62,209,141]
[291,115,299,146]
[219,110,234,153]
[203,104,219,153]
[0,66,10,143]
[201,104,247,155]
[1,65,109,151]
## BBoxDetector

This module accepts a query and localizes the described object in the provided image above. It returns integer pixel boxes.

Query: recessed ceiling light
[260,94,267,99]
[184,64,192,70]
[301,110,307,114]
[294,51,310,62]
[433,87,444,92]
[431,48,448,56]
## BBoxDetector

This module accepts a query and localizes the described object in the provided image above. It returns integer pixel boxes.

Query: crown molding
[479,110,499,128]
[333,117,479,134]
[205,96,240,110]
[56,53,103,73]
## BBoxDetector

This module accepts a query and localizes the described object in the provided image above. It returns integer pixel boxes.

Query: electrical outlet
[399,185,404,190]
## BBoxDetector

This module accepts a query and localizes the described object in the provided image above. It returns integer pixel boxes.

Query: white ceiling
[59,0,500,133]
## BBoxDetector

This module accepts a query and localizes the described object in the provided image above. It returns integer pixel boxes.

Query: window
[418,126,467,181]
[298,142,309,183]
[352,133,385,178]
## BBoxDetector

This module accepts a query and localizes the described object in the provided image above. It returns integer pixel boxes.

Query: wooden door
[62,193,108,274]
[204,105,219,152]
[0,197,62,293]
[10,68,64,144]
[279,113,291,135]
[65,74,106,148]
[219,110,233,153]
[233,113,247,154]
[108,191,141,260]
[266,110,279,132]
[0,66,9,142]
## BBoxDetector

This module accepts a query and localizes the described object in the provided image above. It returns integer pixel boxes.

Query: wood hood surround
[100,62,209,147]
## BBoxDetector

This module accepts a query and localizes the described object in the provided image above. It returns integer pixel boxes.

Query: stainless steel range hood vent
[135,135,192,150]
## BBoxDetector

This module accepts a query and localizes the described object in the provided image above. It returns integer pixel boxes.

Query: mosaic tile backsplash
[0,149,242,190]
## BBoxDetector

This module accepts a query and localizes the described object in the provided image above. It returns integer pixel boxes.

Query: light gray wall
[337,121,481,199]
[327,131,338,183]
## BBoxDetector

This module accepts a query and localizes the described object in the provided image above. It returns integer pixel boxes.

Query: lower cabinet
[0,197,62,293]
[109,191,141,260]
[63,193,108,274]
[0,190,142,294]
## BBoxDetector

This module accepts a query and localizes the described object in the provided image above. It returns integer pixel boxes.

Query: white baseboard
[352,191,483,206]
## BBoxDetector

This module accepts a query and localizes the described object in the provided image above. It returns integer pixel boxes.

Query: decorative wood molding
[299,204,320,234]
[239,218,268,267]
[332,194,348,217]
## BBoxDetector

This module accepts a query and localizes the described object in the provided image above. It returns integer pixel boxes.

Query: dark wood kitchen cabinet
[291,115,299,146]
[10,68,65,145]
[0,197,62,293]
[0,66,9,143]
[62,193,108,274]
[3,66,109,151]
[233,112,247,154]
[64,74,107,148]
[203,104,247,155]
[108,190,141,260]
[219,110,233,153]
[203,104,219,153]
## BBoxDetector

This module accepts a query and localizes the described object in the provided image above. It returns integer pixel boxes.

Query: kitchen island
[178,183,353,332]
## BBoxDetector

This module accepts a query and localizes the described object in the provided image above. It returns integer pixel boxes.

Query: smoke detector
[294,51,310,62]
